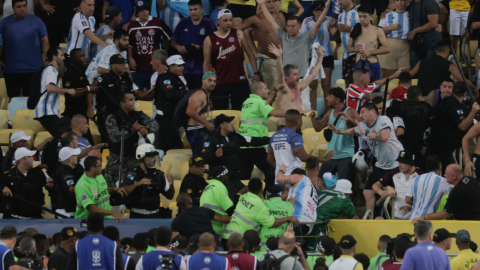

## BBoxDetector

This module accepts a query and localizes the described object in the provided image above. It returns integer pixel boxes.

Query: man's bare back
[187,90,210,126]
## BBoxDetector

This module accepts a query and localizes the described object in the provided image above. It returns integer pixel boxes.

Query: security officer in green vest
[221,178,299,249]
[258,185,294,252]
[238,82,288,188]
[200,166,235,237]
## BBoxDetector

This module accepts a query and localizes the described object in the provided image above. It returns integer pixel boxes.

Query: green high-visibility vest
[200,179,233,236]
[259,197,294,252]
[239,94,274,148]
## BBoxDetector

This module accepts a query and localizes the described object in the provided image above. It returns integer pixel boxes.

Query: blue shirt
[77,135,91,150]
[76,235,117,270]
[0,14,47,73]
[210,7,221,24]
[187,252,229,270]
[172,17,216,75]
[400,242,451,270]
[269,127,304,181]
[105,0,137,28]
[138,249,184,270]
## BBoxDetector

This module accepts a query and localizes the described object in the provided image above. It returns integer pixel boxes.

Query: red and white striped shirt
[346,82,376,112]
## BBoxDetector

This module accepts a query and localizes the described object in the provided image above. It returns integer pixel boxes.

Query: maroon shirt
[224,252,257,270]
[127,16,172,72]
[209,28,248,84]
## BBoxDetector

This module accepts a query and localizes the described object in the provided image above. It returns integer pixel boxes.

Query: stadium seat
[0,79,7,100]
[268,116,280,133]
[0,97,6,110]
[135,100,154,112]
[12,110,46,135]
[0,110,10,130]
[208,110,242,131]
[301,111,316,130]
[166,149,193,155]
[7,97,28,125]
[302,128,328,153]
[412,79,418,86]
[43,187,50,209]
[250,166,265,181]
[333,79,346,90]
[158,160,172,174]
[311,144,329,158]
[160,181,182,211]
[143,109,153,118]
[0,129,34,153]
[162,153,192,179]
[178,161,189,181]
[34,131,53,147]
[58,94,65,114]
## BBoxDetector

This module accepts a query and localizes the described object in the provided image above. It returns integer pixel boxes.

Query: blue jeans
[186,126,211,157]
[410,45,436,70]
[132,70,155,90]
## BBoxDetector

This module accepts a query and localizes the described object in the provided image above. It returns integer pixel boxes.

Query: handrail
[461,37,472,80]
[383,197,392,220]
[363,209,373,219]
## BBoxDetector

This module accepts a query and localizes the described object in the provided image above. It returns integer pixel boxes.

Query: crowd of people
[0,0,480,268]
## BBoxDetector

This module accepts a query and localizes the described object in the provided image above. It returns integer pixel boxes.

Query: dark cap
[135,0,150,15]
[266,185,283,198]
[453,81,468,94]
[110,54,126,65]
[207,166,229,179]
[266,236,279,252]
[433,228,456,243]
[317,236,336,254]
[189,156,205,166]
[471,241,478,252]
[170,235,188,250]
[186,234,200,254]
[396,150,415,166]
[103,6,121,23]
[214,114,235,128]
[60,227,78,241]
[339,235,357,249]
[456,229,471,243]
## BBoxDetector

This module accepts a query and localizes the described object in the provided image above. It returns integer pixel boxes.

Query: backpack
[173,89,209,127]
[27,67,47,110]
[258,254,292,270]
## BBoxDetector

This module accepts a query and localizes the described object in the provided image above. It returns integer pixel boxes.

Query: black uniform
[0,167,46,219]
[154,71,187,152]
[179,172,208,206]
[121,166,174,218]
[48,246,69,270]
[54,164,84,215]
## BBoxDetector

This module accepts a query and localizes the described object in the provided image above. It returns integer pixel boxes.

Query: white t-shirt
[91,24,114,58]
[86,44,127,83]
[407,172,452,219]
[34,65,60,118]
[288,175,318,222]
[65,12,96,60]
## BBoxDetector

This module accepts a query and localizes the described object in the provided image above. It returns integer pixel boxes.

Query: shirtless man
[185,71,217,157]
[269,43,324,126]
[235,0,286,97]
[347,5,390,81]
[462,122,480,178]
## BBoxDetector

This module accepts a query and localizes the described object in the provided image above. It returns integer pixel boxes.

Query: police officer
[1,148,47,219]
[154,55,188,152]
[94,54,134,139]
[65,213,124,269]
[199,166,234,237]
[258,185,294,252]
[179,156,208,206]
[239,82,287,188]
[55,147,84,218]
[121,144,175,218]
[104,92,159,186]
[202,114,270,200]
[2,130,50,173]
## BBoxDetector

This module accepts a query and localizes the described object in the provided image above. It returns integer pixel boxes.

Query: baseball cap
[166,55,185,66]
[110,54,127,65]
[186,234,200,254]
[170,235,188,250]
[14,147,36,161]
[10,131,31,144]
[266,236,279,252]
[60,227,78,241]
[433,228,456,243]
[189,156,206,166]
[334,180,353,194]
[317,236,336,254]
[103,6,121,23]
[322,173,337,188]
[396,150,415,166]
[217,9,232,20]
[59,147,81,162]
[135,0,150,14]
[207,166,229,179]
[266,185,283,198]
[456,229,471,243]
[453,81,468,94]
[214,114,235,128]
[202,71,217,80]
[339,235,357,249]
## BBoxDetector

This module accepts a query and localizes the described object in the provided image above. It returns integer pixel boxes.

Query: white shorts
[450,9,469,35]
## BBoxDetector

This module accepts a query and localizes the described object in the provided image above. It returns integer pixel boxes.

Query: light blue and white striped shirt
[338,6,359,59]
[378,10,410,39]
[300,16,333,57]
[65,12,96,61]
[34,65,60,118]
[406,172,452,219]
[160,5,182,33]
[91,25,114,59]
[85,44,128,83]
[331,0,343,15]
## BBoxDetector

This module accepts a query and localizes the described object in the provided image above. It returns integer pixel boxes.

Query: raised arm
[463,122,480,176]
[291,0,304,17]
[310,0,331,35]
[299,47,324,90]
[203,36,212,73]
[268,43,286,92]
[237,29,260,82]
[258,0,279,37]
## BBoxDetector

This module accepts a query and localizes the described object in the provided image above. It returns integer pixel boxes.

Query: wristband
[364,131,369,137]
[254,71,260,76]
[298,254,304,257]
[279,170,286,174]
[87,86,91,92]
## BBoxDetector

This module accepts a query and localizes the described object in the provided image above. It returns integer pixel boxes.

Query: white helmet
[352,151,368,176]
[136,143,158,160]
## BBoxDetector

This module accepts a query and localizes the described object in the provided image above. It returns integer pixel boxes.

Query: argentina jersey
[66,12,96,60]
[331,0,343,15]
[338,6,359,59]
[300,16,333,56]
[91,25,114,59]
[288,175,318,222]
[160,5,183,32]
[34,66,60,118]
[378,11,410,39]
[86,44,128,83]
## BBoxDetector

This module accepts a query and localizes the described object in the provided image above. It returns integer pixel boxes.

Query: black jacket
[179,172,208,206]
[54,164,84,213]
[154,71,187,120]
[94,71,133,115]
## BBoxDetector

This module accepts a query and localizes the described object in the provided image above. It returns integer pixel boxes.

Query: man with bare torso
[186,71,217,157]
[347,5,390,81]
[235,0,286,95]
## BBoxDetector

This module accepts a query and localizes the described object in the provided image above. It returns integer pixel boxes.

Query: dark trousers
[37,115,61,137]
[184,74,203,90]
[239,148,275,188]
[404,143,426,171]
[155,115,183,152]
[186,126,211,157]
[431,149,455,175]
[211,82,250,110]
[4,72,35,98]
[132,71,155,90]
[319,157,354,182]
[410,45,436,71]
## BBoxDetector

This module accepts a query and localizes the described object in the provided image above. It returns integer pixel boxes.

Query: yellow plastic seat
[0,79,7,100]
[156,160,172,174]
[411,79,418,86]
[12,110,46,135]
[58,94,65,115]
[160,181,182,211]
[301,111,316,131]
[143,110,153,118]
[34,131,53,147]
[208,110,242,131]
[166,149,193,155]
[0,110,10,130]
[169,202,179,218]
[43,187,50,209]
[333,79,346,90]
[0,98,6,111]
[162,153,192,179]
[182,133,191,149]
[303,128,328,154]
[135,100,154,112]
[0,129,34,153]
[268,117,280,133]
[250,166,265,181]
[178,161,189,181]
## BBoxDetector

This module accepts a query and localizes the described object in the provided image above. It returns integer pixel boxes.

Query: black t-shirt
[171,206,216,239]
[94,71,133,115]
[179,172,208,207]
[444,177,480,220]
[2,250,16,270]
[472,2,480,45]
[48,246,69,270]
[418,55,451,96]
[62,66,90,118]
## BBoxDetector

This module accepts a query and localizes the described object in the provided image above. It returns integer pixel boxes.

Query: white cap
[166,55,185,66]
[334,180,353,194]
[10,131,31,144]
[14,147,36,161]
[217,9,232,20]
[59,147,81,162]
